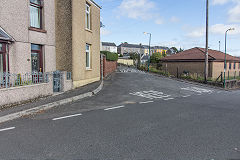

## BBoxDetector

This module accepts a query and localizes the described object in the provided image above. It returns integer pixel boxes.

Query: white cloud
[212,0,231,5]
[228,2,240,23]
[118,0,155,20]
[101,28,111,36]
[186,24,240,38]
[170,16,180,23]
[155,18,163,25]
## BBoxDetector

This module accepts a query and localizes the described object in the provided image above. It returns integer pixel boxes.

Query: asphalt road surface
[0,66,240,160]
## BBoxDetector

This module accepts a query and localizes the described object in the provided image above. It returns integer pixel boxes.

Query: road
[0,66,240,160]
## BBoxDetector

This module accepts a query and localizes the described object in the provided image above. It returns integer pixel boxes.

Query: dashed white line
[52,113,82,121]
[182,95,191,98]
[0,127,15,132]
[139,101,154,104]
[104,106,125,111]
[163,98,174,101]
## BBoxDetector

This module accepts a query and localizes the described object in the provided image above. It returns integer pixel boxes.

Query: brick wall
[102,56,117,78]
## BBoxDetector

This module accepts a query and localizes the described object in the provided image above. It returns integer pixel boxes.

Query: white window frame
[86,44,91,69]
[85,3,91,30]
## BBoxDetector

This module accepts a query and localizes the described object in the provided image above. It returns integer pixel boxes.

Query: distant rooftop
[118,43,144,48]
[102,42,116,47]
[161,47,240,62]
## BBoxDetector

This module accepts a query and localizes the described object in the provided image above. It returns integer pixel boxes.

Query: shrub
[101,51,118,61]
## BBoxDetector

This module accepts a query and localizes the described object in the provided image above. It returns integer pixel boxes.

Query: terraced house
[0,0,101,106]
[0,0,59,106]
[55,0,101,88]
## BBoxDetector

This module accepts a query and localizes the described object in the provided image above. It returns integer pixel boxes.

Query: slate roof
[161,47,240,62]
[118,43,144,48]
[152,46,169,50]
[0,27,14,42]
[102,42,116,47]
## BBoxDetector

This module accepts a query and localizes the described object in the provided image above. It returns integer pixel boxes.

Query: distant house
[152,46,169,55]
[161,47,240,79]
[141,55,149,64]
[117,43,144,55]
[101,42,117,53]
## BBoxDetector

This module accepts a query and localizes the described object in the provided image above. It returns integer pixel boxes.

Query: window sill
[85,28,93,33]
[29,27,47,33]
[86,68,92,71]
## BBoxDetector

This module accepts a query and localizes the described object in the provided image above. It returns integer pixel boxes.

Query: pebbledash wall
[0,0,68,106]
[55,0,101,89]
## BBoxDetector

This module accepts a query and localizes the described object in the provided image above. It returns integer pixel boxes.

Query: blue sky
[95,0,240,56]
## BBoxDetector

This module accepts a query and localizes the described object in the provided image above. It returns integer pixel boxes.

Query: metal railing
[0,72,49,89]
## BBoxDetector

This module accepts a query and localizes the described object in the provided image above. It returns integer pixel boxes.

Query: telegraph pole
[219,41,221,51]
[204,0,209,83]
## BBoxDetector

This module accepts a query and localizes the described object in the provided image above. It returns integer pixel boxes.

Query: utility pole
[204,0,209,83]
[219,41,221,51]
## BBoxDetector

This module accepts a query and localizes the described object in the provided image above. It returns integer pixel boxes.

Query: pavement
[0,66,240,160]
[0,80,103,123]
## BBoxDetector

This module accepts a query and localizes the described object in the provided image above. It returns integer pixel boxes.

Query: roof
[118,43,144,49]
[141,55,149,60]
[89,0,101,9]
[161,47,240,62]
[0,26,14,42]
[152,46,169,50]
[102,42,116,47]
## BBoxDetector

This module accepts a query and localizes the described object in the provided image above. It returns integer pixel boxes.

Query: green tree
[170,47,178,53]
[150,52,163,63]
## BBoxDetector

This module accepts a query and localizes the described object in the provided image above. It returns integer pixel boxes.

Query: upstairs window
[85,3,91,30]
[30,0,43,29]
[234,62,236,69]
[229,63,232,70]
[239,62,240,69]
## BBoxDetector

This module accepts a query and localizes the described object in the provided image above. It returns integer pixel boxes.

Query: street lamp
[144,32,151,72]
[223,28,235,88]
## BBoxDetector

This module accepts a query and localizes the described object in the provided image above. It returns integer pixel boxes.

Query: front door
[0,42,9,86]
[31,44,43,73]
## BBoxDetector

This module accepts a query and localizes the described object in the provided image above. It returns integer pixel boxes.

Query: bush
[101,51,118,61]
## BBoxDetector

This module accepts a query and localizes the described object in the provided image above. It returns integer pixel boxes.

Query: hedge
[101,51,118,61]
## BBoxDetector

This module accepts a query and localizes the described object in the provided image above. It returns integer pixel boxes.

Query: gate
[53,71,62,92]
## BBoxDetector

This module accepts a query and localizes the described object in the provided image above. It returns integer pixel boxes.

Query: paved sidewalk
[0,81,102,118]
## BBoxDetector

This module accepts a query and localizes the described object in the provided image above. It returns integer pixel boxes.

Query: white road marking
[52,113,82,121]
[163,98,174,101]
[104,106,125,111]
[181,87,213,94]
[0,127,15,132]
[139,101,154,104]
[130,91,171,100]
[182,95,191,98]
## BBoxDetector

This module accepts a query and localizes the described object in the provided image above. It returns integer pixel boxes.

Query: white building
[101,42,117,53]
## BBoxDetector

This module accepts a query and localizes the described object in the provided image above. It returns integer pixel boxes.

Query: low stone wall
[118,58,134,66]
[0,75,53,106]
[225,79,240,89]
[103,56,117,78]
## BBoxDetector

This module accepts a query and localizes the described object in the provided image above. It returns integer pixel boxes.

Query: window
[86,44,91,69]
[85,3,91,29]
[30,0,43,29]
[229,63,232,70]
[234,62,236,69]
[31,44,43,73]
[239,62,240,69]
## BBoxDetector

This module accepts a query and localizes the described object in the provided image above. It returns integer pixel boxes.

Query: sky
[95,0,240,56]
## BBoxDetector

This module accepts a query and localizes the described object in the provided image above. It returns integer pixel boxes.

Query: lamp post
[144,32,151,72]
[224,28,235,88]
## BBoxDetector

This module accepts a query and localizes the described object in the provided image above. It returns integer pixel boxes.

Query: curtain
[30,5,40,28]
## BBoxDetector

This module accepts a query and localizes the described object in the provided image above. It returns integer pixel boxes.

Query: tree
[170,47,178,53]
[150,52,163,63]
